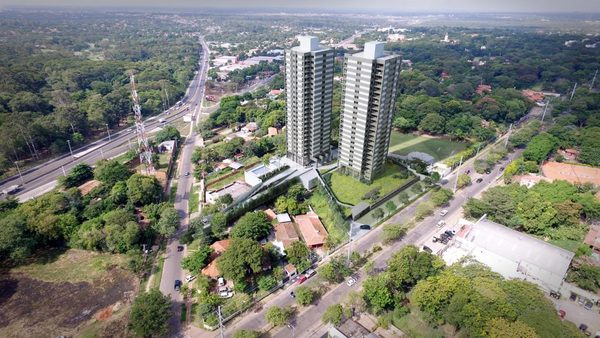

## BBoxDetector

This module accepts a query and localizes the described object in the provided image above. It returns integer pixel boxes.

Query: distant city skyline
[1,0,600,13]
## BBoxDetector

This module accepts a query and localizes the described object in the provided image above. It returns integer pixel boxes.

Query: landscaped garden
[327,162,414,206]
[388,131,469,161]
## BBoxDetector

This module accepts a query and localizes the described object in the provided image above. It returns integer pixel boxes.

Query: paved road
[159,36,210,304]
[184,136,521,338]
[0,36,210,201]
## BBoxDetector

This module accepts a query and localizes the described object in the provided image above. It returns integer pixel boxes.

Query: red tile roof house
[201,239,232,279]
[294,211,328,248]
[273,222,301,255]
[584,226,600,255]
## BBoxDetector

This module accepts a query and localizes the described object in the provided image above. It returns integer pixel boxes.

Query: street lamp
[106,124,111,141]
[66,140,74,161]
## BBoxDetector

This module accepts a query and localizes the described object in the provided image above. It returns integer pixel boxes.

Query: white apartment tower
[338,42,401,182]
[285,36,334,166]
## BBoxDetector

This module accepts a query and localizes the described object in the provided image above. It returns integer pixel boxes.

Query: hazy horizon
[1,0,600,13]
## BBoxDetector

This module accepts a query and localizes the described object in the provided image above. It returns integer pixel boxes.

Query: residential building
[285,36,334,166]
[441,219,574,292]
[273,222,301,255]
[584,225,600,255]
[294,211,328,248]
[338,41,401,182]
[201,239,232,278]
[205,181,251,204]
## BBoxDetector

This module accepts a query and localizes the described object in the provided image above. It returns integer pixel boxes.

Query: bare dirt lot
[0,249,138,338]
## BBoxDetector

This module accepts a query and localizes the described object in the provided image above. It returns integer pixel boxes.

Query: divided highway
[0,36,210,201]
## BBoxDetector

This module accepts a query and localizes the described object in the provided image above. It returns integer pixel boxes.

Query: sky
[1,0,599,12]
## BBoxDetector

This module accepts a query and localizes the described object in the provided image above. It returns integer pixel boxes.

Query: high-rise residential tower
[285,36,334,166]
[338,41,401,183]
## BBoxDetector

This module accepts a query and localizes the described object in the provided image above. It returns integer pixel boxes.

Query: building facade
[285,36,334,166]
[338,41,401,182]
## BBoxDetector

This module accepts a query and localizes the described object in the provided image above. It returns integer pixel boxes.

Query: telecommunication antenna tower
[129,72,155,174]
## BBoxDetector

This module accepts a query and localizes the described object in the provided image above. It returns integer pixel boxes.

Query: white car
[437,220,446,227]
[346,277,357,287]
[440,209,448,216]
[185,274,196,283]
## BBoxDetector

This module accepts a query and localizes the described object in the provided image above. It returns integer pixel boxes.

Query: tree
[319,256,352,283]
[94,159,132,187]
[516,192,557,234]
[60,163,94,188]
[386,245,445,290]
[522,133,557,163]
[415,202,434,220]
[362,274,394,314]
[398,192,410,205]
[578,127,600,166]
[104,221,140,253]
[128,289,171,338]
[230,211,272,240]
[155,125,181,144]
[431,188,454,207]
[295,286,315,306]
[567,263,600,292]
[232,330,260,338]
[418,112,446,134]
[322,304,344,326]
[210,212,227,237]
[217,238,265,283]
[385,200,396,213]
[0,212,36,263]
[181,244,213,272]
[127,174,162,206]
[485,318,539,338]
[372,208,384,220]
[257,274,278,291]
[285,241,311,272]
[155,207,179,238]
[457,174,471,189]
[382,223,407,244]
[265,306,292,327]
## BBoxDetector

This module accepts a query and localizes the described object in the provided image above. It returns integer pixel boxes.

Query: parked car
[218,277,225,286]
[359,224,371,230]
[584,300,593,310]
[558,310,566,319]
[304,269,316,279]
[422,245,432,253]
[290,291,295,298]
[440,209,449,216]
[177,245,184,252]
[437,220,446,227]
[346,277,357,287]
[219,290,234,298]
[444,230,455,237]
[174,280,182,291]
[297,275,307,284]
[184,171,190,176]
[476,178,484,183]
[185,275,196,283]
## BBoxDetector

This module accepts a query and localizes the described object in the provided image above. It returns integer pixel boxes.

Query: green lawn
[150,255,165,290]
[329,162,413,206]
[356,181,423,225]
[207,170,244,190]
[307,190,348,246]
[189,185,199,214]
[388,131,469,161]
[392,304,445,338]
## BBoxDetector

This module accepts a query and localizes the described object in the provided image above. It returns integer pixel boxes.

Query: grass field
[14,249,127,283]
[388,132,469,161]
[329,162,413,206]
[307,190,348,246]
[189,185,199,214]
[356,181,423,225]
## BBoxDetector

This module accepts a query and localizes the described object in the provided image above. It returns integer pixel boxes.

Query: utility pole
[61,165,66,177]
[217,306,225,338]
[570,82,578,101]
[66,139,74,161]
[504,123,513,147]
[100,148,104,159]
[591,69,598,89]
[453,156,463,193]
[106,124,111,141]
[541,101,549,122]
[14,161,25,185]
[288,324,296,338]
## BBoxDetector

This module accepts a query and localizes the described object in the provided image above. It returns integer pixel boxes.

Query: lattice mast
[129,72,155,174]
